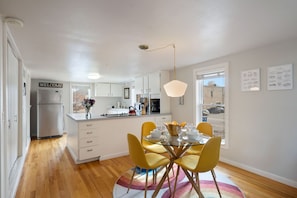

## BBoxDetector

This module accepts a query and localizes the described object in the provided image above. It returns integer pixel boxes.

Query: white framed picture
[241,68,260,91]
[267,64,293,90]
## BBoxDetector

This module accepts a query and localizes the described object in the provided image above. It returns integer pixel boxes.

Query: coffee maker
[139,97,148,115]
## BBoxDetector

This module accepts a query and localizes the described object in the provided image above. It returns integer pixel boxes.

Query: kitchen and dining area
[1,1,297,198]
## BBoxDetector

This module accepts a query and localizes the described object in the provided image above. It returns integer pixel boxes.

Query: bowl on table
[150,129,161,138]
[187,132,198,140]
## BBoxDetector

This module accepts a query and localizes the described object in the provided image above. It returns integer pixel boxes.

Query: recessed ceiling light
[88,73,100,79]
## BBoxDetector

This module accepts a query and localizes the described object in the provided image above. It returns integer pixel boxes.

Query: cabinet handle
[86,140,93,143]
[86,131,93,135]
[86,124,93,127]
[87,149,93,152]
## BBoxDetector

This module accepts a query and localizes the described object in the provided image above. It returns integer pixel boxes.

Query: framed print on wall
[267,64,293,90]
[241,68,260,91]
[124,88,130,99]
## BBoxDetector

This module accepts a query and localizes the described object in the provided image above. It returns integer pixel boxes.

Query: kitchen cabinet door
[110,83,123,97]
[135,74,155,94]
[143,75,149,93]
[135,76,144,94]
[155,115,172,126]
[95,83,110,96]
[95,83,123,97]
[148,72,160,94]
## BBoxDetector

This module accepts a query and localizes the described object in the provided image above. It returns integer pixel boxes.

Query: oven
[150,99,160,113]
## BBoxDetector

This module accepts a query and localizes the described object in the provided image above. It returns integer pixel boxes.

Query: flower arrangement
[82,98,95,113]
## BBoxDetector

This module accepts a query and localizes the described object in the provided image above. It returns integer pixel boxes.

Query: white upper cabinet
[95,83,110,96]
[135,76,145,94]
[95,83,123,97]
[135,72,161,94]
[110,83,123,97]
[148,72,160,94]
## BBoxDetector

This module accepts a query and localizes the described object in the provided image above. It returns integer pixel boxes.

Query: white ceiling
[1,0,297,83]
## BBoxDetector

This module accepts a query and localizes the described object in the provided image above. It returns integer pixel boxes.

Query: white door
[7,42,19,173]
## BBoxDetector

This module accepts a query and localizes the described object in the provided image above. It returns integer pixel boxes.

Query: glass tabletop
[144,133,209,147]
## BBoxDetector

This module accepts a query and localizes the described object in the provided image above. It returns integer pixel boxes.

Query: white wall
[172,38,297,187]
[0,15,4,198]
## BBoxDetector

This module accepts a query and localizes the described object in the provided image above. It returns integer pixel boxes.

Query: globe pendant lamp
[138,43,187,97]
[163,44,187,97]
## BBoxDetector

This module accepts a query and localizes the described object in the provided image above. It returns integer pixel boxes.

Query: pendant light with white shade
[139,43,187,97]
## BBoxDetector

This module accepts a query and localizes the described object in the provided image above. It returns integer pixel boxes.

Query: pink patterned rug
[113,165,245,198]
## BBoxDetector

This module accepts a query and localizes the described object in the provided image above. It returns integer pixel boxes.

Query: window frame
[193,62,229,148]
[70,83,92,113]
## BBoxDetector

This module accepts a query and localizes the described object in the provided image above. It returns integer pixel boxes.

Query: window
[194,63,229,146]
[71,84,91,113]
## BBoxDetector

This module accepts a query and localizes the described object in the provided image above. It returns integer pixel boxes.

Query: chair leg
[195,173,201,193]
[144,169,148,198]
[166,166,172,197]
[211,169,222,198]
[154,166,165,184]
[173,165,180,198]
[182,168,204,198]
[127,166,137,193]
[153,169,156,184]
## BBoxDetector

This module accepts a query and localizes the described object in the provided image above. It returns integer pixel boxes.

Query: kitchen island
[66,113,171,164]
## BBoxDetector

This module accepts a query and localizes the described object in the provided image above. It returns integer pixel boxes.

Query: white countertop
[67,113,169,122]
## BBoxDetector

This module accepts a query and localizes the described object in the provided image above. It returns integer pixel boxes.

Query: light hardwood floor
[15,135,297,198]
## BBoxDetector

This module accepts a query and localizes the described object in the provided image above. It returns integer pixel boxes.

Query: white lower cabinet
[66,114,172,164]
[155,115,172,125]
[79,145,101,160]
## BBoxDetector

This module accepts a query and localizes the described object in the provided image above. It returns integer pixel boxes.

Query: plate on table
[145,135,161,142]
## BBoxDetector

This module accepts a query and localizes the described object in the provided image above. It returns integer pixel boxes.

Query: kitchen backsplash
[92,97,129,115]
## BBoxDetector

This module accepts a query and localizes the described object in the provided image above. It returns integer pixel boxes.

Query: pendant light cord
[173,44,176,80]
[139,43,176,79]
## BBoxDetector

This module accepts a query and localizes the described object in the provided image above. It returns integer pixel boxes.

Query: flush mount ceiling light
[139,43,187,97]
[4,17,24,27]
[88,73,100,80]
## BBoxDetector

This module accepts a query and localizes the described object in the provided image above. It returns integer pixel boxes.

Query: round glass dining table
[144,133,210,197]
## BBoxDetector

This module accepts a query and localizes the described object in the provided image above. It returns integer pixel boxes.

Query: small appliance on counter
[139,97,148,115]
[128,106,136,116]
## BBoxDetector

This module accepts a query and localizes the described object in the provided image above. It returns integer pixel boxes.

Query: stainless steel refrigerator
[37,89,64,138]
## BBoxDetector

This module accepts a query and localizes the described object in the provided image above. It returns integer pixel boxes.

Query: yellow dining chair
[174,136,222,198]
[127,133,171,198]
[141,122,167,154]
[186,122,213,155]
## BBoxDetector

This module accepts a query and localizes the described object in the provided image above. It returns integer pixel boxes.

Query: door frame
[1,21,24,198]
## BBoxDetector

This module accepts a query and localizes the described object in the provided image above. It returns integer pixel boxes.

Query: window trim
[70,83,92,113]
[193,62,229,148]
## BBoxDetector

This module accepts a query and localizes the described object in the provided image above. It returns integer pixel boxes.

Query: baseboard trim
[100,152,129,161]
[220,157,297,188]
[10,139,31,198]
